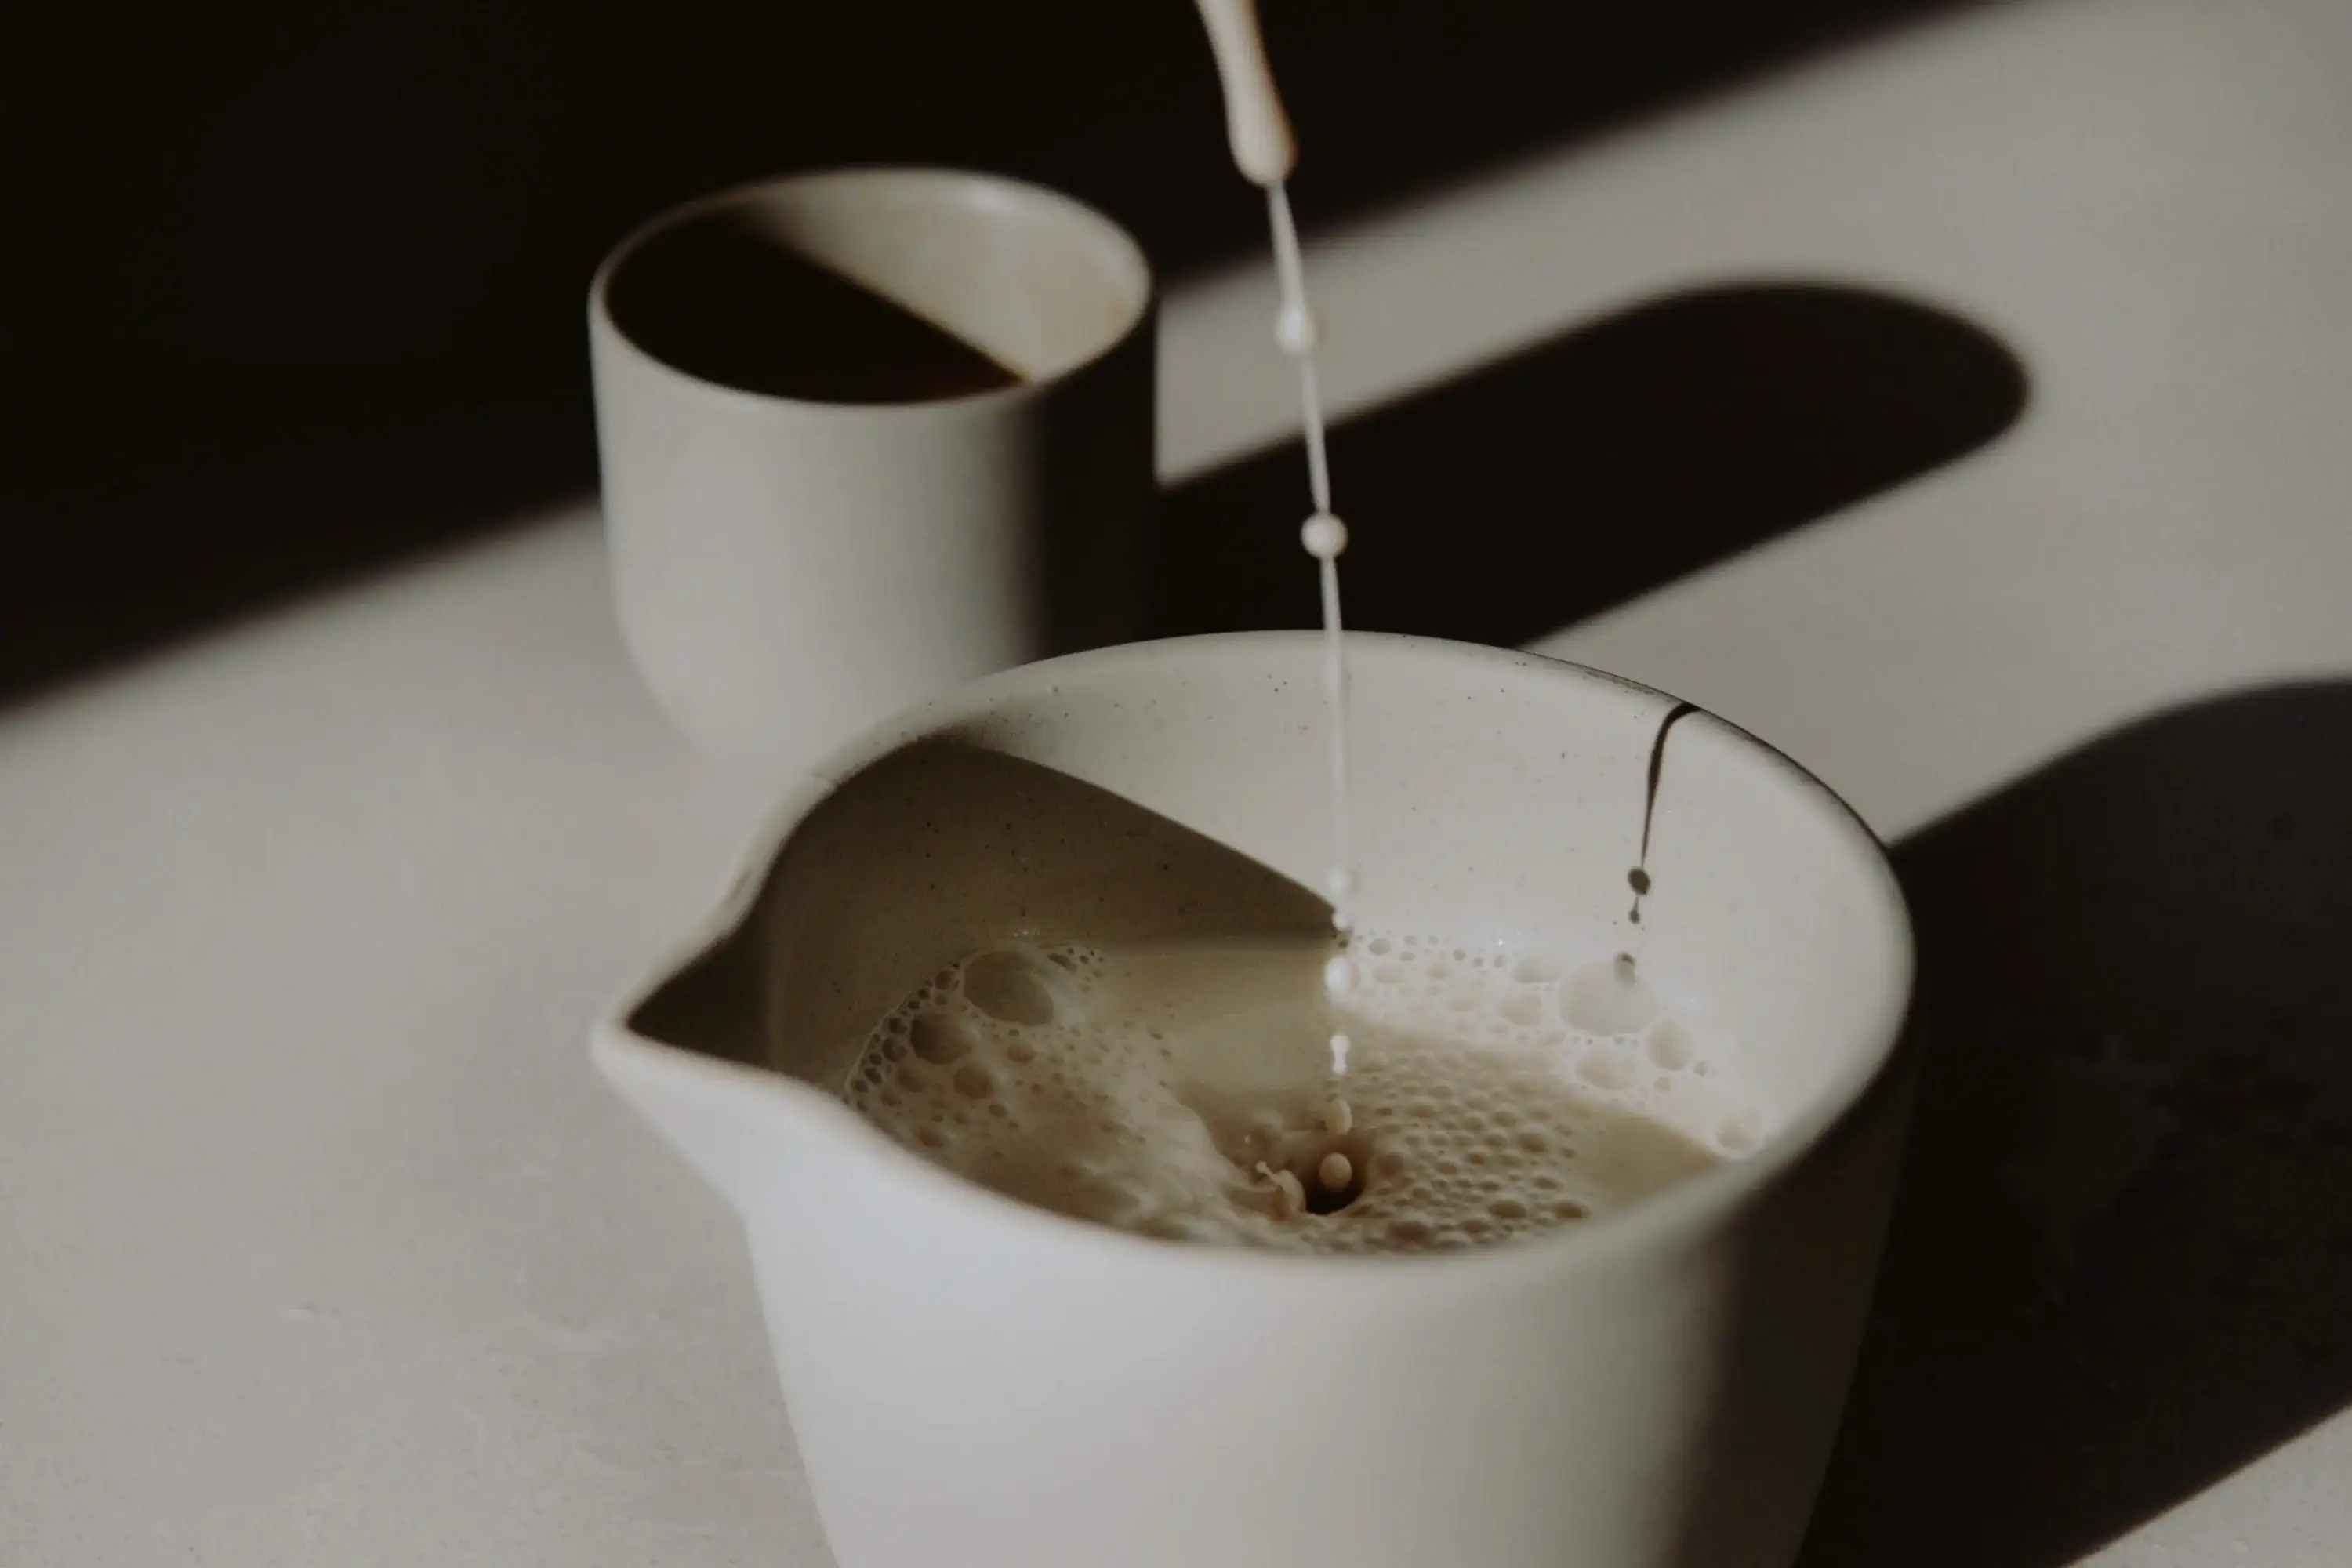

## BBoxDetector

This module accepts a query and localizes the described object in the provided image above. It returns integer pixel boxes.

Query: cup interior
[632,633,1911,1176]
[597,168,1151,401]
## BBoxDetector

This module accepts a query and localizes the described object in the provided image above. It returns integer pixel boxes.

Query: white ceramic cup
[595,632,1917,1568]
[589,169,1155,784]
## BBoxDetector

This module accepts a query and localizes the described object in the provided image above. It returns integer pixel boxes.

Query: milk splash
[843,934,1755,1254]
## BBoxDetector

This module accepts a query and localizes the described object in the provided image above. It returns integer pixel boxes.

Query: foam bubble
[1561,956,1659,1036]
[1498,993,1545,1027]
[840,934,1762,1256]
[907,1012,973,1065]
[1646,1021,1697,1071]
[1716,1111,1764,1155]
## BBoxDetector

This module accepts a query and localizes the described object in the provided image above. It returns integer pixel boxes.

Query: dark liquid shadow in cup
[626,739,1333,1081]
[602,209,1018,404]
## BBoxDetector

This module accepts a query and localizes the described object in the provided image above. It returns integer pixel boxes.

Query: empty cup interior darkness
[599,170,1152,404]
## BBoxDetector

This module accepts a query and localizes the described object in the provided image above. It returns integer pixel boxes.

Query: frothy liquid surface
[841,935,1762,1254]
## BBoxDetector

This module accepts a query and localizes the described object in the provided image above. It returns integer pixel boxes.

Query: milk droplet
[1300,513,1348,561]
[1258,1161,1308,1217]
[1274,299,1319,355]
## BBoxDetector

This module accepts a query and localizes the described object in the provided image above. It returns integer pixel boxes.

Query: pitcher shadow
[1785,681,2352,1566]
[1150,280,2027,646]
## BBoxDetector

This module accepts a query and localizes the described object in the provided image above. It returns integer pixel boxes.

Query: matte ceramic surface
[594,633,1917,1568]
[590,169,1156,786]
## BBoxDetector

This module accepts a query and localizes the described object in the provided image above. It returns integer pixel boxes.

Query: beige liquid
[842,934,1754,1254]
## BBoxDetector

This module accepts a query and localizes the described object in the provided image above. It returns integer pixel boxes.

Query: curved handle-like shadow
[1798,681,2352,1567]
[1151,281,2028,646]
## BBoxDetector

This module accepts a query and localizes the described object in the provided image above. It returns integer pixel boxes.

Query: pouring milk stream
[1195,0,1360,1092]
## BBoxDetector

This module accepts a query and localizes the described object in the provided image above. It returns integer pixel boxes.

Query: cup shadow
[1797,681,2352,1566]
[1149,280,2027,644]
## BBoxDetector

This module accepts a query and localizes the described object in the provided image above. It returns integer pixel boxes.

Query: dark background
[0,0,1979,706]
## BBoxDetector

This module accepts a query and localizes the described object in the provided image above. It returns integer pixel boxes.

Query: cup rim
[597,631,1917,1284]
[587,165,1156,419]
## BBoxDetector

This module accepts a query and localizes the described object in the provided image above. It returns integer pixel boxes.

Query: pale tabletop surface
[8,0,2352,1561]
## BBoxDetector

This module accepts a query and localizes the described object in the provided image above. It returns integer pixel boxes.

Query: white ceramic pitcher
[593,631,1915,1568]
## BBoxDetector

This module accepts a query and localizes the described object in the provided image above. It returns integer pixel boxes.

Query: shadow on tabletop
[1795,681,2352,1566]
[1150,280,2027,642]
[1153,276,2352,1560]
[2,0,1993,713]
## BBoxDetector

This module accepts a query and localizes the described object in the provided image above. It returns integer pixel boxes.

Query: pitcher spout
[592,1021,807,1215]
